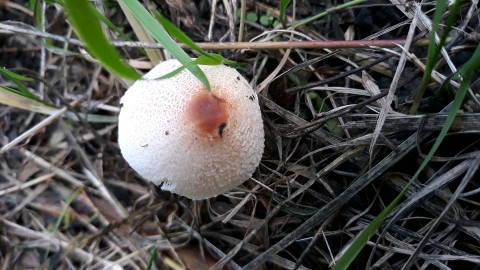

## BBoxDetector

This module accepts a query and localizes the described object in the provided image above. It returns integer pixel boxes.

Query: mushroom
[118,59,264,200]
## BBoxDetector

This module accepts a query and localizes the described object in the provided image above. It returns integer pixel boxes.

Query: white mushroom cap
[118,59,264,200]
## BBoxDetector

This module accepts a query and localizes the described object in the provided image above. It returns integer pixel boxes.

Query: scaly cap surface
[118,59,264,199]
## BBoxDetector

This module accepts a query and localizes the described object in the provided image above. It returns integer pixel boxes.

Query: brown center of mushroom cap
[186,92,229,137]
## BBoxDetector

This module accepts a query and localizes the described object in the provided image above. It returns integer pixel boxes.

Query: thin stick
[124,38,436,50]
[0,22,439,50]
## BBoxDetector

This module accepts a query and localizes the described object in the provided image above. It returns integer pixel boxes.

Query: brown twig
[0,22,440,51]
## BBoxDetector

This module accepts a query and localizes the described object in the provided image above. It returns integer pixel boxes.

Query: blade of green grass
[153,11,239,67]
[119,0,211,91]
[153,11,210,57]
[30,1,86,57]
[116,0,164,64]
[44,187,83,261]
[192,55,231,65]
[0,67,34,82]
[455,43,480,77]
[63,0,140,80]
[31,0,42,29]
[91,6,131,42]
[279,0,292,25]
[146,247,158,270]
[333,2,471,268]
[332,42,480,270]
[154,53,240,81]
[0,68,47,102]
[410,0,462,114]
[30,0,131,51]
[48,188,81,226]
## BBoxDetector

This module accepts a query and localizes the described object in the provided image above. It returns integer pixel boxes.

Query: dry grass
[1,0,480,269]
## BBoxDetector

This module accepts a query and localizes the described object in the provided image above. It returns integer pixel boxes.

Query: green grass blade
[0,67,34,82]
[63,0,140,80]
[279,0,292,24]
[332,43,479,270]
[153,11,238,67]
[146,247,158,270]
[91,6,131,42]
[332,195,402,270]
[31,0,42,28]
[116,0,163,64]
[456,43,480,75]
[119,0,211,91]
[31,0,78,56]
[410,0,461,114]
[155,66,186,80]
[153,12,208,56]
[155,54,236,81]
[192,54,228,65]
[0,68,43,101]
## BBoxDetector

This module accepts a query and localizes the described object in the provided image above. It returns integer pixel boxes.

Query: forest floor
[1,0,480,269]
